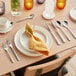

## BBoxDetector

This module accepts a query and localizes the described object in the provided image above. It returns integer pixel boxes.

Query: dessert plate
[14,25,52,57]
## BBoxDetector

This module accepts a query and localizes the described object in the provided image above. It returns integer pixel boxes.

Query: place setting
[0,0,54,63]
[14,23,53,57]
[1,22,53,63]
[0,0,76,59]
[1,0,76,59]
[0,0,76,76]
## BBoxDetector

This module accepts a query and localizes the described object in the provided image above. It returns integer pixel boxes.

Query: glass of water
[11,0,21,16]
[42,0,55,19]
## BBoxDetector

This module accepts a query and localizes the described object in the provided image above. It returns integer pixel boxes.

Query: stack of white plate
[14,26,52,57]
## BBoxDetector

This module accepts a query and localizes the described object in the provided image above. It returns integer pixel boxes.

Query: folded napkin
[25,23,50,56]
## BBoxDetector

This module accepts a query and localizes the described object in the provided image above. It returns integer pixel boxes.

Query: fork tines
[2,42,14,63]
[6,39,20,61]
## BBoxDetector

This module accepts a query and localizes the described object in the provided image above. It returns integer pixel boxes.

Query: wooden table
[0,0,76,75]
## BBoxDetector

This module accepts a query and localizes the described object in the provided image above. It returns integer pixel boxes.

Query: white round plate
[14,26,52,57]
[70,8,76,21]
[0,24,13,33]
[20,28,47,53]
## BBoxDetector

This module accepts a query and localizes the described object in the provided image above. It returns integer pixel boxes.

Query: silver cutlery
[46,23,61,45]
[56,21,71,41]
[2,43,14,63]
[6,39,20,61]
[50,21,66,43]
[16,14,35,23]
[63,21,76,39]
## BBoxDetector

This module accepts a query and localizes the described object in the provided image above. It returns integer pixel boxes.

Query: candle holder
[56,0,66,10]
[24,0,33,10]
[42,0,55,19]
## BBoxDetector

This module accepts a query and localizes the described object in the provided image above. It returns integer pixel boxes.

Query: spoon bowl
[56,21,62,28]
[63,21,76,39]
[56,21,71,41]
[63,21,68,28]
[28,14,35,19]
[56,21,61,26]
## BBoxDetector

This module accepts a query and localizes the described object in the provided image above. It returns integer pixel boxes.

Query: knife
[46,23,61,45]
[50,21,66,43]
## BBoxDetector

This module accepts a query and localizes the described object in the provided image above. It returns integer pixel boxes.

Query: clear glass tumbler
[11,0,21,16]
[42,0,55,19]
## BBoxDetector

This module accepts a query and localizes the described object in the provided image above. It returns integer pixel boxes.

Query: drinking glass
[11,0,21,16]
[42,0,55,19]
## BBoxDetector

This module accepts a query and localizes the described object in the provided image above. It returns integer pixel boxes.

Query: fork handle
[11,47,20,61]
[7,51,14,63]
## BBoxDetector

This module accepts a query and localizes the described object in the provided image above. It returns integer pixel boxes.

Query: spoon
[56,21,71,41]
[46,23,61,45]
[63,21,76,39]
[16,14,35,23]
[50,21,66,43]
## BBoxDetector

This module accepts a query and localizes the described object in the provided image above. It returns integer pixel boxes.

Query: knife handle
[11,47,20,61]
[51,31,61,45]
[56,29,66,43]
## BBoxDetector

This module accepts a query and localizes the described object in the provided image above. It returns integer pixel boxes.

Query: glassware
[0,1,5,15]
[42,0,55,19]
[56,0,66,10]
[11,0,21,16]
[36,0,45,4]
[24,0,33,10]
